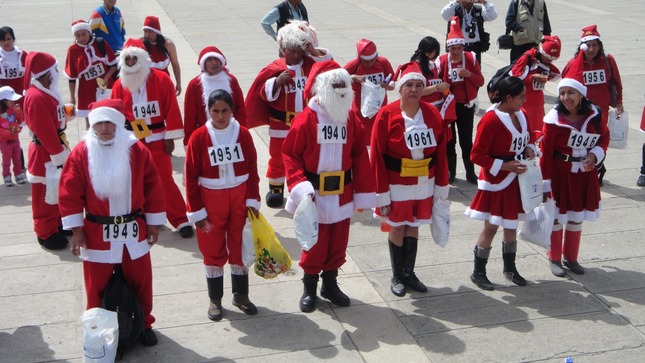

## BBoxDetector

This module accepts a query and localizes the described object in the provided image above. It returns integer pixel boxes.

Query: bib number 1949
[103,221,139,243]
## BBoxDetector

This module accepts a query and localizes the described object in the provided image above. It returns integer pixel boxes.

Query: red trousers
[31,183,61,239]
[267,137,285,182]
[300,218,351,274]
[145,140,189,228]
[83,248,155,329]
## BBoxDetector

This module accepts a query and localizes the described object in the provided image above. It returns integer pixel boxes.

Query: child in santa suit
[282,61,375,313]
[184,89,260,321]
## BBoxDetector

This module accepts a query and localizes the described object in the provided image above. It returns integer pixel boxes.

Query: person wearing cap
[540,49,609,277]
[246,21,331,209]
[0,85,25,186]
[23,52,71,250]
[282,60,375,312]
[183,46,246,146]
[562,25,623,186]
[141,16,182,96]
[440,0,498,65]
[88,0,126,53]
[65,19,118,127]
[510,35,561,138]
[505,0,551,63]
[260,0,309,41]
[185,89,260,321]
[0,26,28,99]
[370,61,449,297]
[111,38,193,238]
[59,98,165,347]
[343,39,395,145]
[436,17,484,184]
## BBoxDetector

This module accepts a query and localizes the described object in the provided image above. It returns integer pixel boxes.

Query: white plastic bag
[519,199,556,249]
[293,195,318,251]
[430,198,451,247]
[45,161,62,205]
[360,81,386,119]
[95,88,112,102]
[81,307,118,363]
[608,110,628,149]
[241,218,255,267]
[517,158,543,213]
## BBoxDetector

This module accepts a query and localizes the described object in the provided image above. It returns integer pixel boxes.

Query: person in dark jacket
[260,0,309,41]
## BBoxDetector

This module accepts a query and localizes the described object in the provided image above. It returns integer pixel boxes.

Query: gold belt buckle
[58,132,70,148]
[400,157,432,177]
[130,119,152,140]
[113,215,124,225]
[318,170,345,196]
[285,111,297,127]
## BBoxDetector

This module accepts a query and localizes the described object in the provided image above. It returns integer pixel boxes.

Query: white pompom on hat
[580,25,601,43]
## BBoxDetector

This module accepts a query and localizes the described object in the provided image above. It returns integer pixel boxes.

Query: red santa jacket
[58,138,166,264]
[436,51,484,105]
[562,53,623,112]
[183,72,246,145]
[282,101,376,224]
[147,43,170,74]
[370,100,449,207]
[510,49,560,109]
[0,47,28,95]
[344,56,395,120]
[111,69,184,143]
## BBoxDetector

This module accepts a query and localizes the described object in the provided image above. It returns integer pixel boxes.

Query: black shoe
[637,174,645,187]
[402,272,428,292]
[233,294,258,315]
[563,259,585,274]
[470,272,494,291]
[466,171,478,184]
[503,270,527,286]
[141,328,158,346]
[208,299,223,321]
[300,273,319,313]
[266,183,284,208]
[390,276,406,297]
[178,225,194,238]
[320,270,350,307]
[38,232,68,250]
[550,261,566,277]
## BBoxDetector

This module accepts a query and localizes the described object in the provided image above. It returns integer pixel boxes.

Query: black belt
[305,169,352,192]
[554,150,585,162]
[383,154,435,172]
[32,131,66,146]
[492,155,517,162]
[124,122,164,131]
[86,209,143,225]
[268,108,297,125]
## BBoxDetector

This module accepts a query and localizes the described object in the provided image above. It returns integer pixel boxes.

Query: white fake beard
[315,73,354,125]
[119,58,151,92]
[200,72,232,110]
[48,68,63,103]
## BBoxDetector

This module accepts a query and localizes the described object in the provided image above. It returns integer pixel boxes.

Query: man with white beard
[22,52,71,250]
[183,46,246,146]
[59,98,166,347]
[111,38,194,238]
[282,60,375,313]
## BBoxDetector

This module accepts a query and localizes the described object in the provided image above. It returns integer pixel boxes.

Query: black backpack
[100,265,144,360]
[486,54,534,102]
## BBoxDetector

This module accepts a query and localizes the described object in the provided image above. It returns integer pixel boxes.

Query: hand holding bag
[249,211,293,279]
[81,307,118,363]
[608,110,629,149]
[360,81,386,119]
[430,198,451,247]
[293,194,319,251]
[519,199,556,249]
[517,158,543,213]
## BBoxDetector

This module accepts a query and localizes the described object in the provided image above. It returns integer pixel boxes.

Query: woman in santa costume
[541,48,609,277]
[408,36,453,117]
[465,76,537,290]
[370,61,449,297]
[436,17,484,184]
[185,89,260,321]
[59,98,165,347]
[183,46,246,146]
[0,26,28,100]
[282,61,375,312]
[141,16,182,96]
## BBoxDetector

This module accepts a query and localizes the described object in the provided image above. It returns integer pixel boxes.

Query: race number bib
[567,131,600,149]
[449,68,464,82]
[364,72,385,85]
[582,69,606,85]
[428,78,442,86]
[318,124,347,144]
[208,143,244,166]
[132,101,161,120]
[510,134,530,152]
[103,221,139,243]
[532,79,545,91]
[56,105,66,122]
[1,66,23,79]
[286,76,307,93]
[82,63,105,81]
[405,128,437,150]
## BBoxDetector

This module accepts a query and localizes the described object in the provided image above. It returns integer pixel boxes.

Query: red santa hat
[393,61,426,90]
[356,39,378,61]
[198,46,227,71]
[88,98,127,128]
[446,16,465,47]
[304,60,343,100]
[580,25,601,43]
[23,52,57,90]
[557,47,587,97]
[539,35,561,61]
[142,16,162,35]
[120,38,150,61]
[71,19,91,35]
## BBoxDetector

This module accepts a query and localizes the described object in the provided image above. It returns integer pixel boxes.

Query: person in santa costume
[282,60,375,312]
[183,46,246,146]
[562,25,623,186]
[371,61,449,297]
[465,76,537,290]
[0,26,28,100]
[246,20,332,208]
[408,36,452,110]
[435,16,484,184]
[22,52,70,250]
[59,98,165,347]
[185,89,260,321]
[343,39,394,145]
[65,19,117,125]
[540,48,609,277]
[111,38,193,238]
[141,16,182,96]
[510,35,561,139]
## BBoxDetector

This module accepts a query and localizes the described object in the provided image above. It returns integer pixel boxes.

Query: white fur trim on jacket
[353,192,376,210]
[590,146,605,166]
[434,185,450,201]
[165,129,184,140]
[285,180,314,214]
[50,148,70,167]
[187,208,207,223]
[79,240,150,264]
[389,177,435,202]
[146,212,167,226]
[62,213,84,229]
[490,159,504,177]
[477,173,517,192]
[26,171,46,184]
[264,77,280,102]
[376,191,391,207]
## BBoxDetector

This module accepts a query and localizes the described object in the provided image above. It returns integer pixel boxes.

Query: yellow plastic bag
[248,211,293,279]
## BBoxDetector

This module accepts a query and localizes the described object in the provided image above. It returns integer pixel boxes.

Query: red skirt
[550,167,601,223]
[465,177,530,229]
[375,197,433,227]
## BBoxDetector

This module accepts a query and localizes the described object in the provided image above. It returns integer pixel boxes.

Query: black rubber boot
[402,237,428,293]
[320,270,351,307]
[502,241,527,286]
[231,274,258,315]
[38,232,68,250]
[206,277,224,321]
[470,246,494,291]
[388,241,406,297]
[300,273,319,313]
[265,183,284,208]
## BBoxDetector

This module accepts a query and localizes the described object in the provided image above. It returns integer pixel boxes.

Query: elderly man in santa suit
[183,46,246,146]
[59,98,165,347]
[110,38,193,238]
[22,52,70,250]
[282,60,375,313]
[246,20,332,208]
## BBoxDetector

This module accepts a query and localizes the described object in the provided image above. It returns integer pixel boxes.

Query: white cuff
[589,146,605,165]
[62,213,84,230]
[246,199,261,210]
[146,212,167,226]
[490,158,503,176]
[165,129,184,140]
[187,208,207,223]
[376,191,391,207]
[543,179,552,193]
[265,78,280,102]
[433,185,450,201]
[50,148,70,167]
[353,192,376,210]
[285,181,314,214]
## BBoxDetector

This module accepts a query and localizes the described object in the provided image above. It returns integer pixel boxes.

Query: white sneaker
[4,175,14,187]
